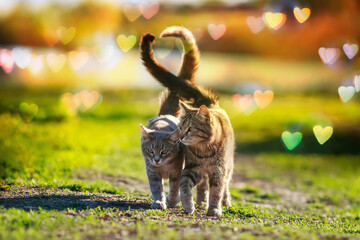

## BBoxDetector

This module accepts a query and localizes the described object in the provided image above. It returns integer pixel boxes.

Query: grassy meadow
[0,87,360,239]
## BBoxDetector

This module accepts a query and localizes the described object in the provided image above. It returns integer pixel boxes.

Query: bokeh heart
[79,90,101,109]
[61,90,101,115]
[68,50,89,71]
[233,94,257,115]
[263,12,286,30]
[46,53,67,72]
[57,26,76,45]
[61,92,82,115]
[207,24,226,40]
[19,102,38,122]
[281,131,302,151]
[123,4,142,22]
[343,43,358,60]
[28,54,44,75]
[338,86,355,103]
[12,47,31,69]
[43,29,59,46]
[318,47,340,65]
[117,35,137,52]
[313,125,333,145]
[0,49,15,74]
[247,16,265,34]
[354,75,360,92]
[253,90,274,109]
[293,7,310,23]
[140,2,159,20]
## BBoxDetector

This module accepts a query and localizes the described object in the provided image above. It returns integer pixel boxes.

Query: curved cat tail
[140,30,217,108]
[160,26,199,82]
[158,89,180,117]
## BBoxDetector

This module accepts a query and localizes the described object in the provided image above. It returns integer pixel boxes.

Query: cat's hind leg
[196,175,209,209]
[222,180,231,207]
[166,175,180,208]
[207,171,226,216]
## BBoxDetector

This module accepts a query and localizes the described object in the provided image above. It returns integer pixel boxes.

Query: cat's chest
[149,164,173,179]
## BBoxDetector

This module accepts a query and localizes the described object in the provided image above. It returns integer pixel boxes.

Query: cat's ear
[197,105,211,121]
[167,129,180,143]
[140,124,153,140]
[179,101,192,116]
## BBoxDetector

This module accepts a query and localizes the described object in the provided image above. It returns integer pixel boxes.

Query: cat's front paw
[151,200,167,210]
[181,196,195,214]
[207,207,222,217]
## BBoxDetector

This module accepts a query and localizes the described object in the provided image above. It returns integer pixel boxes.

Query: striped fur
[178,103,234,216]
[140,26,200,209]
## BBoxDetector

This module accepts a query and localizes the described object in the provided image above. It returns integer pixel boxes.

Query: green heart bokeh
[281,131,302,151]
[19,102,38,122]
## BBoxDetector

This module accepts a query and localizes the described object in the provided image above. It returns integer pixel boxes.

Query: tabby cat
[140,26,199,209]
[141,27,235,216]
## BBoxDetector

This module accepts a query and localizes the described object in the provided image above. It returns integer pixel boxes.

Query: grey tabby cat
[141,27,235,216]
[139,26,200,209]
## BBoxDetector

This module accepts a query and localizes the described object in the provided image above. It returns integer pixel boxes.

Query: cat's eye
[160,150,169,155]
[148,148,155,154]
[187,128,192,133]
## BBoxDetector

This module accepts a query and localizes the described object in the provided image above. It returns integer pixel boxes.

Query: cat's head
[178,102,212,145]
[140,124,180,166]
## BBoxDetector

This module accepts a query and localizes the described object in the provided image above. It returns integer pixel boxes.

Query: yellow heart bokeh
[293,7,310,24]
[253,90,274,109]
[263,12,286,30]
[57,26,76,45]
[123,4,142,22]
[313,125,333,145]
[117,35,137,52]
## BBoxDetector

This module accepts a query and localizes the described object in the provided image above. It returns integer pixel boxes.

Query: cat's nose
[154,156,160,164]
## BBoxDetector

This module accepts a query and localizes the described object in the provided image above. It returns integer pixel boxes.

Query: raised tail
[158,90,180,117]
[140,28,217,110]
[160,26,199,82]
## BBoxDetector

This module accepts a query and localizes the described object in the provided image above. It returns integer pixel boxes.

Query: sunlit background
[1,0,359,90]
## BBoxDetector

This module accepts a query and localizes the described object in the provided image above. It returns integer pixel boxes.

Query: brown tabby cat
[178,101,234,216]
[141,27,235,216]
[139,26,200,209]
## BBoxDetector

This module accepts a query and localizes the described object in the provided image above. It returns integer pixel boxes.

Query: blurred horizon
[0,0,359,91]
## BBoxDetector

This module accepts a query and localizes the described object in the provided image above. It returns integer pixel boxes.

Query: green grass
[0,88,360,239]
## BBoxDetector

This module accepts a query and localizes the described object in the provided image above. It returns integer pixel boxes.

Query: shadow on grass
[0,194,151,211]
